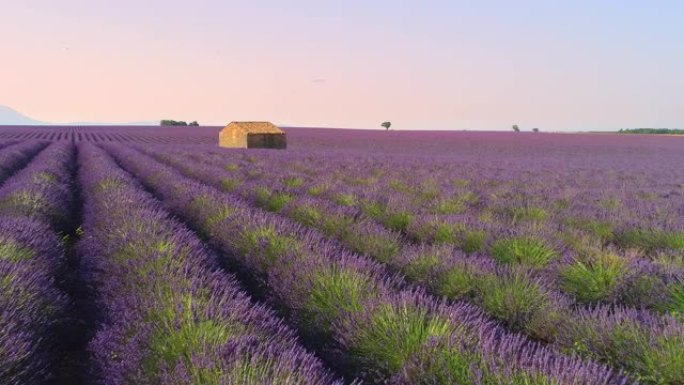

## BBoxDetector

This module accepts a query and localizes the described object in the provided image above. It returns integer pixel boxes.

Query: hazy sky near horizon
[1,1,683,130]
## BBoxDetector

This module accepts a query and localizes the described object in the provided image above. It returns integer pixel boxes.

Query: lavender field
[1,126,683,385]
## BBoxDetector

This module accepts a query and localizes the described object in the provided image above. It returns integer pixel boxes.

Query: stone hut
[219,121,286,149]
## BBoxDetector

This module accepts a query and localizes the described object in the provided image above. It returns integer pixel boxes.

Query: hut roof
[224,121,284,134]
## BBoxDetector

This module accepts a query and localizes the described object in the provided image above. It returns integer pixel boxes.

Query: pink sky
[1,1,682,130]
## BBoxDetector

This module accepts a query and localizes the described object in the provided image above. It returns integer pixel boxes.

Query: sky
[1,1,683,130]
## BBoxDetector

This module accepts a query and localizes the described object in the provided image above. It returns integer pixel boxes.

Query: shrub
[476,270,549,332]
[564,217,614,242]
[289,205,322,228]
[432,222,457,244]
[222,355,311,384]
[360,200,385,219]
[599,198,621,210]
[237,225,301,269]
[144,298,240,377]
[407,340,561,385]
[187,195,235,234]
[620,274,667,310]
[341,226,402,263]
[0,238,34,262]
[402,251,443,283]
[663,278,684,318]
[388,180,410,192]
[345,176,376,186]
[431,192,478,215]
[383,211,413,232]
[435,265,478,300]
[306,184,327,196]
[432,198,466,215]
[559,254,625,304]
[490,237,556,267]
[320,214,354,237]
[615,229,684,252]
[416,186,440,202]
[282,177,305,188]
[452,178,470,188]
[334,193,356,207]
[219,177,240,192]
[566,312,684,384]
[348,303,453,374]
[411,221,486,253]
[511,206,548,222]
[461,231,487,253]
[555,306,684,385]
[254,187,292,212]
[305,267,378,332]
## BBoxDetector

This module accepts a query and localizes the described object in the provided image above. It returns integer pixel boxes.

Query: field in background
[0,124,682,153]
[1,125,683,385]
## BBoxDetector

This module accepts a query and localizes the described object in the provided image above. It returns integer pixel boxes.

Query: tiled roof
[223,122,284,134]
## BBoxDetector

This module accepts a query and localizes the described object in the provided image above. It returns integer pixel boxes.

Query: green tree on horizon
[161,120,200,127]
[619,128,684,135]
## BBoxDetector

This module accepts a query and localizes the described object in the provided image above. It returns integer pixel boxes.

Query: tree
[189,121,200,126]
[532,128,539,133]
[381,121,392,130]
[160,119,190,126]
[512,124,520,132]
[619,128,684,135]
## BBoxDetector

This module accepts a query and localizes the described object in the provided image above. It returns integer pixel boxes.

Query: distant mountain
[0,105,157,126]
[67,121,158,126]
[0,105,46,125]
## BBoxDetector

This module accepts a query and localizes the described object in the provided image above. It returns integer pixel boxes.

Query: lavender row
[137,147,683,320]
[107,144,630,384]
[170,145,668,224]
[170,147,684,296]
[0,141,76,229]
[288,148,672,245]
[164,148,684,317]
[141,146,684,383]
[0,140,19,150]
[0,219,69,384]
[0,140,48,186]
[157,146,684,312]
[0,126,218,144]
[0,142,77,384]
[170,145,684,256]
[76,143,340,384]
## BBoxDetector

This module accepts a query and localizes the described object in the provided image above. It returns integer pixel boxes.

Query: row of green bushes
[160,120,199,126]
[618,128,684,135]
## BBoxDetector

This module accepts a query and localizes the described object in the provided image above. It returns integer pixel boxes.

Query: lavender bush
[136,141,684,383]
[0,125,682,383]
[0,142,76,384]
[76,143,340,384]
[104,143,629,384]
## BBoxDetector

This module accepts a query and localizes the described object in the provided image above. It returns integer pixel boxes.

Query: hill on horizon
[0,105,46,125]
[0,105,156,126]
